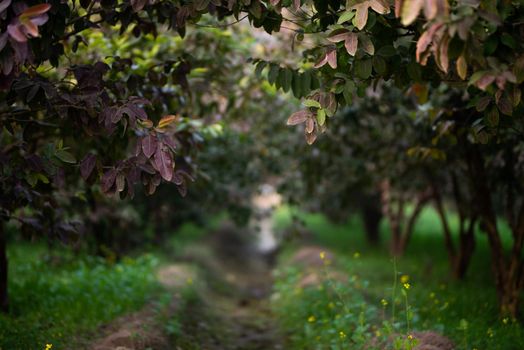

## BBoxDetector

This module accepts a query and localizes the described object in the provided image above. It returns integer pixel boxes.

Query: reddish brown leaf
[80,153,96,180]
[101,168,117,193]
[154,146,174,182]
[423,0,438,20]
[141,134,157,158]
[328,30,358,56]
[287,109,310,125]
[314,53,329,69]
[0,0,11,14]
[326,50,337,69]
[416,23,443,64]
[305,131,317,145]
[7,23,27,42]
[305,118,315,133]
[116,173,125,192]
[395,0,402,17]
[131,0,148,12]
[20,4,51,18]
[158,114,177,128]
[456,55,467,80]
[476,74,496,91]
[401,0,424,26]
[437,33,450,73]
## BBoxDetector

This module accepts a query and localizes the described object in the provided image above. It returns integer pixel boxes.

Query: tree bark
[467,146,523,317]
[380,180,430,256]
[0,221,8,313]
[362,201,382,246]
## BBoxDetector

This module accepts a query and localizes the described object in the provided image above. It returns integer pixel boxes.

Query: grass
[0,242,162,350]
[272,205,524,350]
[0,219,217,350]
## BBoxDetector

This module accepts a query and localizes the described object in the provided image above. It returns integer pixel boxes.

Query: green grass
[0,243,162,350]
[272,206,524,350]
[0,219,216,350]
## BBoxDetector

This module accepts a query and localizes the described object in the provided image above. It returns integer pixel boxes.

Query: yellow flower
[400,275,409,284]
[403,283,410,290]
[381,299,388,307]
[503,317,509,324]
[353,252,360,259]
[308,315,316,323]
[186,278,193,285]
[328,302,335,309]
[319,251,326,260]
[407,334,414,340]
[339,331,347,339]
[45,345,53,350]
[487,328,494,338]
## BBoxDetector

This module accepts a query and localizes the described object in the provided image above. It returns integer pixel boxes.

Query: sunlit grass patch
[272,208,524,350]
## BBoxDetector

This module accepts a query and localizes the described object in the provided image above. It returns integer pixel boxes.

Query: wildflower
[400,275,409,284]
[381,299,388,307]
[407,334,414,340]
[353,252,360,259]
[45,345,53,350]
[320,251,326,260]
[308,315,316,323]
[503,317,509,325]
[487,328,494,338]
[403,283,410,290]
[339,331,347,339]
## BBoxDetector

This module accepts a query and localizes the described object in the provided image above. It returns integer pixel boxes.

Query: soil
[86,225,284,350]
[85,227,455,350]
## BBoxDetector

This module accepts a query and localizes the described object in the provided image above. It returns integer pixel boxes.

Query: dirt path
[88,225,285,350]
[172,226,285,350]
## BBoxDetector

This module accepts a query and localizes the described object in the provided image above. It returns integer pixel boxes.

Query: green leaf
[292,71,303,98]
[485,106,499,126]
[268,64,280,85]
[377,45,396,57]
[337,10,355,24]
[283,68,293,92]
[303,99,321,108]
[275,69,283,90]
[302,70,312,95]
[343,80,355,105]
[372,56,387,75]
[501,33,516,49]
[55,150,77,164]
[316,108,326,126]
[407,62,422,82]
[354,59,372,79]
[254,61,267,78]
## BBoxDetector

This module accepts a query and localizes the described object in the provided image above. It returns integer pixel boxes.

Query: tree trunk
[467,145,523,317]
[0,221,8,313]
[380,180,430,256]
[452,219,476,280]
[362,202,382,246]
